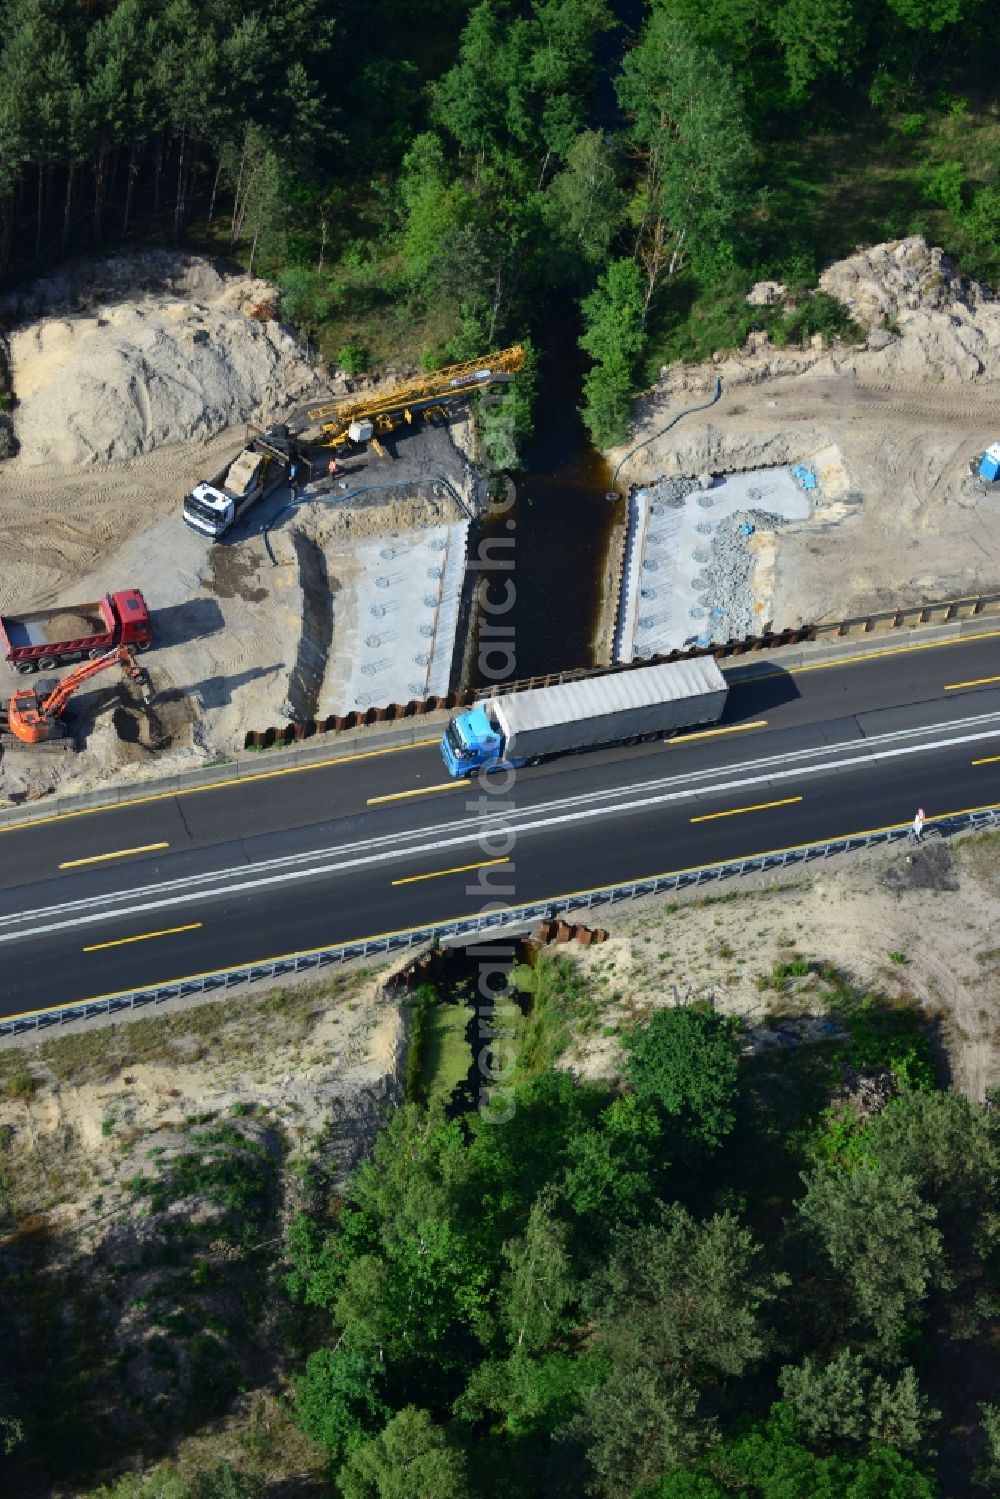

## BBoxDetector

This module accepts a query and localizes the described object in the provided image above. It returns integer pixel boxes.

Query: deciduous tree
[337,1406,467,1499]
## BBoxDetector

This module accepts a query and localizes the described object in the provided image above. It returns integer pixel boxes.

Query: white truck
[441,657,728,776]
[182,425,293,540]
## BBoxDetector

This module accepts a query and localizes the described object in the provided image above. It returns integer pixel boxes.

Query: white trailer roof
[494,657,726,735]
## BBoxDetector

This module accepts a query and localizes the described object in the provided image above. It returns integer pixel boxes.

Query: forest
[2,0,1000,445]
[275,957,1000,1499]
[21,948,988,1499]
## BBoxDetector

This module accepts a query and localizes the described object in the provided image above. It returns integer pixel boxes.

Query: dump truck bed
[2,602,109,649]
[224,450,266,496]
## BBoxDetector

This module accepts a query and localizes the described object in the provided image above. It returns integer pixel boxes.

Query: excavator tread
[1,731,76,753]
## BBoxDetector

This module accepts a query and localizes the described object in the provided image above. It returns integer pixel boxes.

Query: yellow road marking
[944,674,1000,691]
[730,626,1000,682]
[59,841,168,870]
[10,794,1000,1026]
[368,781,461,805]
[83,922,202,954]
[971,754,1000,766]
[4,626,1000,844]
[0,737,441,836]
[391,857,510,887]
[670,719,767,745]
[690,795,802,824]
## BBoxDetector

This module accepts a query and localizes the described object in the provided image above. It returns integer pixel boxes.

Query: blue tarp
[791,463,818,491]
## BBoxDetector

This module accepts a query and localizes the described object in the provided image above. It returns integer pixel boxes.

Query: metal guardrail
[240,588,1000,750]
[814,590,1000,639]
[5,805,999,1039]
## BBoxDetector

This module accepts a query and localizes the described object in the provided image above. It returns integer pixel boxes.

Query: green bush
[338,344,367,375]
[404,984,437,1104]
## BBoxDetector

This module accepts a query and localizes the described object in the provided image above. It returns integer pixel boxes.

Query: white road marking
[0,713,997,949]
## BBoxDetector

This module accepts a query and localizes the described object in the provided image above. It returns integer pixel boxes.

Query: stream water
[477,350,618,683]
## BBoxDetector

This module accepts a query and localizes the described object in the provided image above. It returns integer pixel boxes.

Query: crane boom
[307,345,525,445]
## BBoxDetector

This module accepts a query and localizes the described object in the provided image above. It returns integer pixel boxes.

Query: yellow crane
[307,346,525,450]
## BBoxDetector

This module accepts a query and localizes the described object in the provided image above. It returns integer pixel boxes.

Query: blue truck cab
[441,706,503,776]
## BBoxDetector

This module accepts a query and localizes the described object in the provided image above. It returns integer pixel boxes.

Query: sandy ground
[0,254,476,805]
[0,962,409,1496]
[0,439,472,804]
[612,373,1000,630]
[610,239,1000,630]
[561,828,1000,1102]
[0,964,407,1247]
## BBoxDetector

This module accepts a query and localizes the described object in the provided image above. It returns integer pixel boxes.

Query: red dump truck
[0,588,152,674]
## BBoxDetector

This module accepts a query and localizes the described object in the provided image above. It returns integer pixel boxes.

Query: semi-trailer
[0,588,152,674]
[441,658,728,776]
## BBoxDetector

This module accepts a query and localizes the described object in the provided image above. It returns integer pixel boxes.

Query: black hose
[611,376,723,490]
[262,474,474,565]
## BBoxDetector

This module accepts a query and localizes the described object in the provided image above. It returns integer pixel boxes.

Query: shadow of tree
[0,1114,287,1496]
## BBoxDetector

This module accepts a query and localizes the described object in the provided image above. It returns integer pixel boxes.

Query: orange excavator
[1,645,152,748]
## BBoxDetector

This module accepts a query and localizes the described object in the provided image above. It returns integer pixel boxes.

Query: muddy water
[478,383,617,683]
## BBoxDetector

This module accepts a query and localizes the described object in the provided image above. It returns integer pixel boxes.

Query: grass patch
[512,950,604,1072]
[404,983,436,1105]
[420,1002,472,1110]
[0,968,375,1090]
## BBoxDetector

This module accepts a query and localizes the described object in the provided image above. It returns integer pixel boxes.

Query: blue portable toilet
[979,444,1000,481]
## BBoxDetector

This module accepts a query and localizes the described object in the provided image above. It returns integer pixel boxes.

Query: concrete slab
[616,467,814,662]
[321,520,469,712]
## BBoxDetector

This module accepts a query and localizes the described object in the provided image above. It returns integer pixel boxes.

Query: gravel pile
[703,509,787,641]
[648,476,699,509]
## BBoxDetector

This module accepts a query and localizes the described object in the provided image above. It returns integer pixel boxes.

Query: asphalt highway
[2,628,1000,1019]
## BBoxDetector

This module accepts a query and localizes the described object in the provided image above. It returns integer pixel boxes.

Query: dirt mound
[636,238,1000,424]
[9,297,319,468]
[817,235,987,329]
[0,246,276,323]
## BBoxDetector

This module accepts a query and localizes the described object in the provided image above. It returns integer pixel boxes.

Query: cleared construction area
[611,237,1000,637]
[0,252,480,804]
[4,236,1000,802]
[616,466,815,661]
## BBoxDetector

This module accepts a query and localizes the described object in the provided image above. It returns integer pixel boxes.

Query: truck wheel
[14,662,36,675]
[135,642,151,653]
[37,657,58,671]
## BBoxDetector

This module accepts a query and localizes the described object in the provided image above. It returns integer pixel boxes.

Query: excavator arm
[3,645,151,746]
[38,646,149,719]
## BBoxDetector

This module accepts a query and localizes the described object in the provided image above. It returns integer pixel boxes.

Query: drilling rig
[306,346,525,454]
[1,645,152,750]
